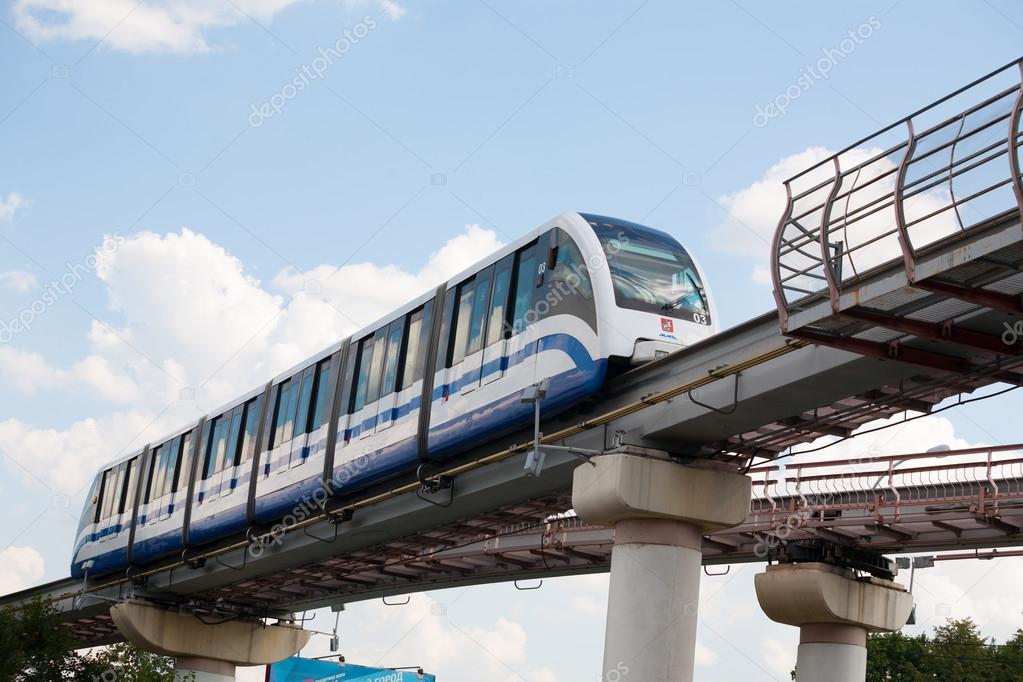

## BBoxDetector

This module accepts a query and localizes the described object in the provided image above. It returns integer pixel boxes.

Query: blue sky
[2,1,1023,680]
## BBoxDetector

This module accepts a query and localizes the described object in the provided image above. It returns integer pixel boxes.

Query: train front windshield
[585,215,711,325]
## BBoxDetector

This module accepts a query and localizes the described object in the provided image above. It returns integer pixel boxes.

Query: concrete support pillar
[110,601,312,681]
[572,454,751,682]
[755,562,913,682]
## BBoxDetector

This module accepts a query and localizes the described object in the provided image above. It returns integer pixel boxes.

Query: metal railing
[772,58,1023,331]
[747,443,1023,524]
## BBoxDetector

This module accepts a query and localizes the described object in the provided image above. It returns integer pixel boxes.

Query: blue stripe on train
[71,332,602,578]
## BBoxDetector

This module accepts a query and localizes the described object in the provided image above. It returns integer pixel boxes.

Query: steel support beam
[915,278,1023,316]
[841,307,1021,356]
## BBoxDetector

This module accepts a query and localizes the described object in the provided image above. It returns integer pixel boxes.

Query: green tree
[865,630,929,681]
[0,598,87,682]
[861,618,1023,682]
[82,644,185,682]
[0,599,184,682]
[920,618,999,682]
[989,629,1023,682]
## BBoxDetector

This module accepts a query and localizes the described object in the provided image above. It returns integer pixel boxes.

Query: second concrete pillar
[572,454,751,682]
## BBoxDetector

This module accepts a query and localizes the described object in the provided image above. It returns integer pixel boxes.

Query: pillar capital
[110,601,311,667]
[571,454,751,532]
[755,562,913,633]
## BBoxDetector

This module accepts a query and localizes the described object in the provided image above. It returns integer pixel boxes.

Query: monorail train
[71,213,718,578]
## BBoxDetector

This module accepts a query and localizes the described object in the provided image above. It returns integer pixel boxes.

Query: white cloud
[344,0,406,20]
[0,192,24,222]
[378,0,406,19]
[0,410,174,494]
[0,224,500,493]
[786,413,977,468]
[0,269,37,292]
[12,0,405,54]
[906,556,1023,643]
[760,635,797,680]
[0,346,141,402]
[0,347,64,394]
[284,593,550,682]
[711,147,832,262]
[694,640,718,666]
[0,546,45,593]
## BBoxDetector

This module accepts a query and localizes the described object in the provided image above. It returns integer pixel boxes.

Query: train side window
[238,398,261,465]
[271,376,301,447]
[365,333,386,405]
[293,366,316,436]
[511,242,539,334]
[487,254,514,345]
[173,432,192,494]
[352,333,387,411]
[102,467,119,520]
[119,458,138,515]
[434,288,457,373]
[204,416,229,479]
[551,237,593,298]
[381,320,404,396]
[225,405,244,468]
[96,470,111,522]
[110,465,128,518]
[284,376,302,443]
[144,446,160,504]
[467,265,494,355]
[351,337,373,412]
[450,279,476,366]
[399,309,420,390]
[309,360,332,431]
[399,305,430,390]
[152,438,174,499]
[270,381,291,448]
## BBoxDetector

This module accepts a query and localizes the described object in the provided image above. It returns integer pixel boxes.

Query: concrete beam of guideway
[110,601,311,681]
[755,563,913,682]
[572,453,752,682]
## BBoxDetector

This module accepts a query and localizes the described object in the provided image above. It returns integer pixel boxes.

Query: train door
[197,415,228,503]
[349,332,387,441]
[267,377,299,474]
[458,265,494,394]
[508,240,542,384]
[140,441,164,525]
[287,366,315,467]
[101,456,139,543]
[376,319,405,431]
[144,435,186,523]
[96,464,121,544]
[481,254,514,386]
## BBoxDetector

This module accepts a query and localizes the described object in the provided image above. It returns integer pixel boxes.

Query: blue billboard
[268,657,436,682]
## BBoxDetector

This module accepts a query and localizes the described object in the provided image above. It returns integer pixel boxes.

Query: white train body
[71,213,718,578]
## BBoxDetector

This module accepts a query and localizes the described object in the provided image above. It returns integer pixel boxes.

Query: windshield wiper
[661,273,706,311]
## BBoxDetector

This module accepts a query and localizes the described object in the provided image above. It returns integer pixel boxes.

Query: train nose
[630,339,682,365]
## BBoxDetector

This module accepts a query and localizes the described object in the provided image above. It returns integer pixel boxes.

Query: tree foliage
[0,599,184,682]
[866,618,1023,682]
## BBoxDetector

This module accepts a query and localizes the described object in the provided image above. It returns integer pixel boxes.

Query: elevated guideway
[4,58,1023,672]
[12,443,1023,646]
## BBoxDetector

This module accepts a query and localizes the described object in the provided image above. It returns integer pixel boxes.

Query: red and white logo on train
[660,317,674,333]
